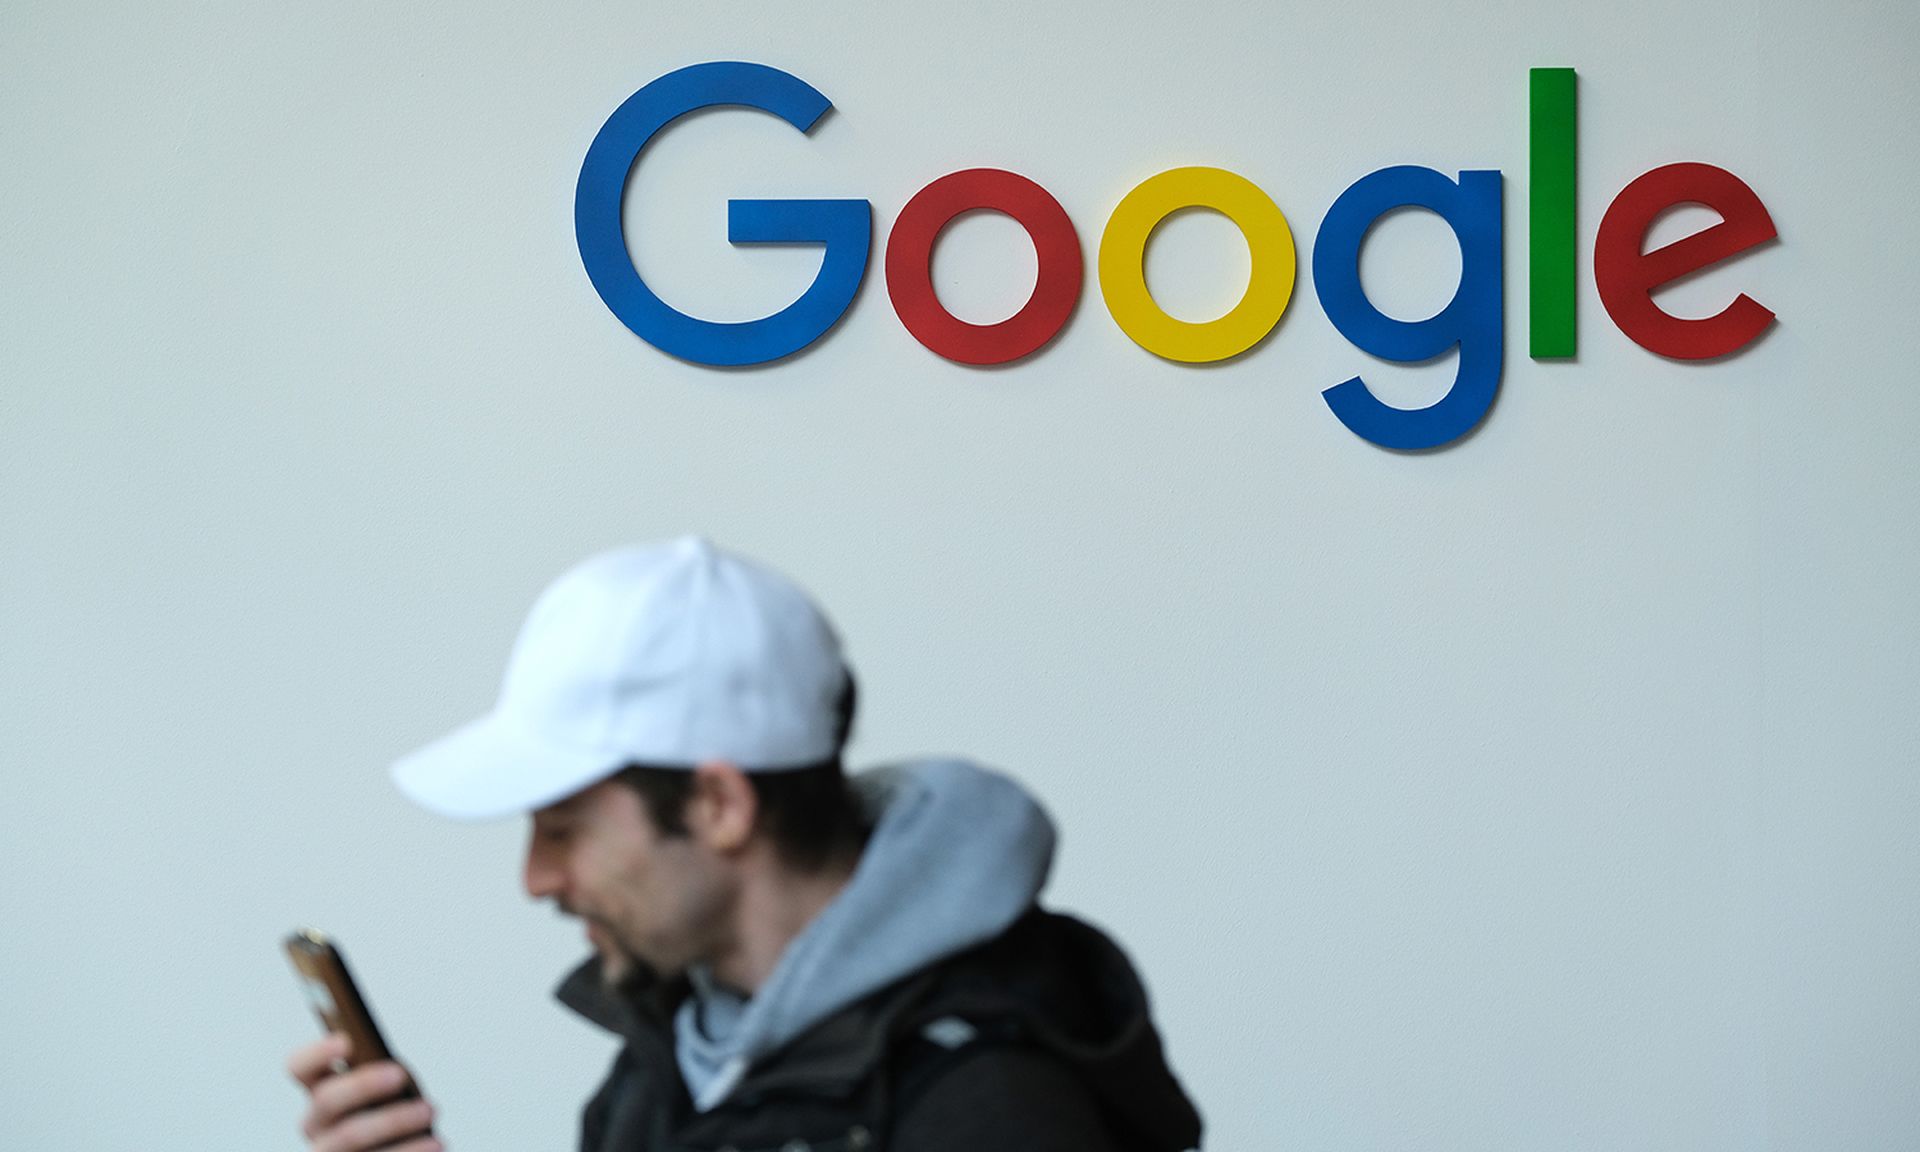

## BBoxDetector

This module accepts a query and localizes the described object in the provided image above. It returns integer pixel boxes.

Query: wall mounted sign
[575,62,1777,451]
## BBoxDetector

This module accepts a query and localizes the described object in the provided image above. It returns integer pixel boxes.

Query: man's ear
[687,762,758,854]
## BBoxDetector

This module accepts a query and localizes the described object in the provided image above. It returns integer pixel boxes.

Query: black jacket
[556,910,1203,1152]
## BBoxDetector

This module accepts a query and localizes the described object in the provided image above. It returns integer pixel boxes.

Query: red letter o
[885,169,1082,365]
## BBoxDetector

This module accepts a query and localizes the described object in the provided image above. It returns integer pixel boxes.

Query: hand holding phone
[284,929,441,1152]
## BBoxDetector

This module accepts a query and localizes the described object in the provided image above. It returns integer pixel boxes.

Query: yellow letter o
[1098,167,1296,363]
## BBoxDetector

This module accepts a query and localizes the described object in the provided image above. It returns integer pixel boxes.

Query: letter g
[574,62,871,366]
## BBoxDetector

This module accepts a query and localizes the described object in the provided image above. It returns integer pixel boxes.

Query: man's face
[523,777,734,986]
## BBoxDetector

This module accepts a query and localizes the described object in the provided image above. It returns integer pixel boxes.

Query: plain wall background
[3,1,1916,1148]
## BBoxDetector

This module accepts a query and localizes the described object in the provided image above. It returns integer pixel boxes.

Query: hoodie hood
[673,758,1056,1110]
[890,909,1205,1152]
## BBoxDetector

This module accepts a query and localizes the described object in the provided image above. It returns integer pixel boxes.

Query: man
[288,537,1202,1151]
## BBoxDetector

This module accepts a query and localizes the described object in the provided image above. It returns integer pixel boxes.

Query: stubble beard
[586,916,644,988]
[557,901,641,988]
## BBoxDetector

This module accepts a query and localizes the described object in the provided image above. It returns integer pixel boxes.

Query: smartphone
[283,927,420,1100]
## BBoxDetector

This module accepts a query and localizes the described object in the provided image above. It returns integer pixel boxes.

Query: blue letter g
[574,62,871,366]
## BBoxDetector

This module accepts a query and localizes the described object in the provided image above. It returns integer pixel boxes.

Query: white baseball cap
[390,536,850,820]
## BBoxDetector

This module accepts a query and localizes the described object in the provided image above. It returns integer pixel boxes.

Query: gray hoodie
[672,758,1056,1110]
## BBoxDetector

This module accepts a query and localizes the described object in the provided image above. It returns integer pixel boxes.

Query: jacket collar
[554,956,689,1047]
[554,952,939,1101]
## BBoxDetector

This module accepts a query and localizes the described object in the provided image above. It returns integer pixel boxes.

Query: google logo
[576,62,1777,451]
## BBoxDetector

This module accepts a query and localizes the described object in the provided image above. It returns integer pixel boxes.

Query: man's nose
[523,840,564,901]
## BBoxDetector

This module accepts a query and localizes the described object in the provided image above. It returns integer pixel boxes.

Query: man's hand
[287,1033,442,1152]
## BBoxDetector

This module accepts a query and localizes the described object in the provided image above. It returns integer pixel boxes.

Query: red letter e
[1595,162,1777,360]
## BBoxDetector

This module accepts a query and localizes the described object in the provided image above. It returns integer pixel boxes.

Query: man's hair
[613,671,865,873]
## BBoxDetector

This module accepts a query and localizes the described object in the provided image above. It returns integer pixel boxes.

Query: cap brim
[390,712,624,821]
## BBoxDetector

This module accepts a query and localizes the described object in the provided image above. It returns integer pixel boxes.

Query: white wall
[3,1,1916,1149]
